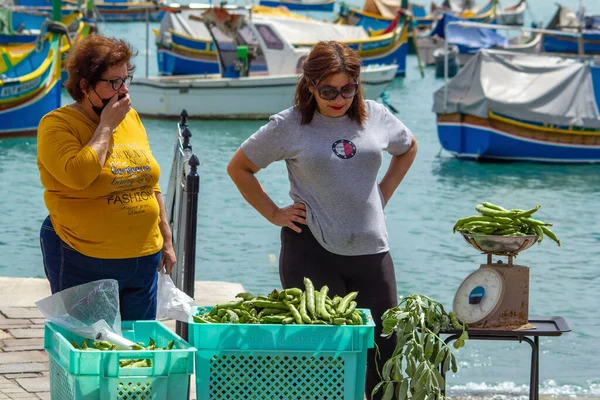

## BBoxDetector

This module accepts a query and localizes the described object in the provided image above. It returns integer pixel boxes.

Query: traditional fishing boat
[257,0,335,12]
[15,0,166,22]
[0,6,83,44]
[433,49,600,163]
[543,4,600,55]
[337,0,497,33]
[131,7,398,119]
[0,27,69,137]
[496,0,526,26]
[156,5,409,76]
[421,14,540,65]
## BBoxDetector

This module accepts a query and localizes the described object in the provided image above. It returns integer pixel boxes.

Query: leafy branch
[373,295,468,400]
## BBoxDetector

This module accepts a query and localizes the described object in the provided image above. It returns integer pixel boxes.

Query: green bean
[533,225,544,244]
[475,204,518,218]
[482,202,507,211]
[332,296,342,307]
[261,315,288,324]
[303,277,316,319]
[235,292,256,301]
[333,318,347,325]
[514,204,541,218]
[284,288,303,297]
[259,308,287,316]
[341,301,357,317]
[541,226,561,247]
[299,295,312,324]
[286,302,303,324]
[350,310,363,325]
[522,217,552,226]
[214,300,244,310]
[337,291,358,315]
[243,299,289,310]
[315,289,332,320]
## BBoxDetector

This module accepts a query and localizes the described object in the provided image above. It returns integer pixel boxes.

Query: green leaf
[451,354,458,374]
[382,358,394,381]
[442,352,451,374]
[424,334,434,358]
[382,382,394,400]
[397,378,409,400]
[371,381,385,397]
[433,367,445,388]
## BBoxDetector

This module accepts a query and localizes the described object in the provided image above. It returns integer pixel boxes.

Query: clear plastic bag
[36,279,123,340]
[156,272,196,322]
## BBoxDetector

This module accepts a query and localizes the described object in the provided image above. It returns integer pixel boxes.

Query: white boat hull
[130,65,397,119]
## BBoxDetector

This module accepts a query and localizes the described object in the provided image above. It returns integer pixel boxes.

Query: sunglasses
[311,81,358,101]
[98,75,133,91]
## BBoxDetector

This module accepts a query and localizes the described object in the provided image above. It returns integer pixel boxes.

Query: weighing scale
[453,233,539,329]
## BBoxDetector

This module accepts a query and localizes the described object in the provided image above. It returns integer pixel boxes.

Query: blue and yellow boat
[258,0,335,12]
[337,0,496,33]
[543,4,600,55]
[15,0,165,22]
[0,28,68,137]
[157,6,409,76]
[434,50,600,163]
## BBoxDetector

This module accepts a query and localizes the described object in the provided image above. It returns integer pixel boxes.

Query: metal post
[181,126,192,150]
[443,20,449,112]
[180,109,189,128]
[146,8,150,78]
[175,154,200,342]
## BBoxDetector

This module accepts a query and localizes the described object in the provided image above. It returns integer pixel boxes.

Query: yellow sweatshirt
[37,105,163,259]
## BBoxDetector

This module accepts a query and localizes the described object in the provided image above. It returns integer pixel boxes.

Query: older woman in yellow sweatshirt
[37,34,175,321]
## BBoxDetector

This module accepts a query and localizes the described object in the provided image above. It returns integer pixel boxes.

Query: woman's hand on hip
[270,202,307,233]
[159,242,177,274]
[100,94,131,131]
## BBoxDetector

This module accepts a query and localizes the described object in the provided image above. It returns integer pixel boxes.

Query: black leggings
[279,226,398,400]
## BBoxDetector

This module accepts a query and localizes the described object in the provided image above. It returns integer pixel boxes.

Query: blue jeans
[40,216,160,321]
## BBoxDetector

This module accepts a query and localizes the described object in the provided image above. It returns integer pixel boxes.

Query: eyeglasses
[312,81,358,101]
[98,75,133,91]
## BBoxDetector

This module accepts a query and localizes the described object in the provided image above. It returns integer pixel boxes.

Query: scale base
[470,262,530,329]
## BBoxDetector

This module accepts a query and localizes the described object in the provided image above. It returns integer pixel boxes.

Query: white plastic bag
[36,279,122,340]
[156,272,196,322]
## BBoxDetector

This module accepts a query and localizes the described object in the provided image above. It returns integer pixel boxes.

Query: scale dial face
[453,267,505,325]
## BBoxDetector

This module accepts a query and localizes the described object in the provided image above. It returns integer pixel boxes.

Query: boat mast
[52,0,61,22]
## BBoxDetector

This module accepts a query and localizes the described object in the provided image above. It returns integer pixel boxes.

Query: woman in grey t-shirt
[227,40,418,399]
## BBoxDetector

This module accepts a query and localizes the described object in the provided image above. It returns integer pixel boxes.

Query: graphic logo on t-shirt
[332,139,356,159]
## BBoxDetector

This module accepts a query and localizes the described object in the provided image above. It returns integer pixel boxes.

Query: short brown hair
[64,34,136,101]
[294,41,366,125]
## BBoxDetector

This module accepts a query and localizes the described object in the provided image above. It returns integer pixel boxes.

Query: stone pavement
[0,277,243,400]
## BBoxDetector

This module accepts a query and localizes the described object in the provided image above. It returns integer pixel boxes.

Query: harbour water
[0,0,599,397]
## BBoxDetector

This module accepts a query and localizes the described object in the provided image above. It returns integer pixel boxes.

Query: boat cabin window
[255,24,284,50]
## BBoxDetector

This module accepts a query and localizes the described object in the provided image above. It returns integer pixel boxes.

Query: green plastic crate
[188,305,375,400]
[44,320,196,400]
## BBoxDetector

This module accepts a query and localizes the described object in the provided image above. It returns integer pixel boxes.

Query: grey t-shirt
[241,100,413,256]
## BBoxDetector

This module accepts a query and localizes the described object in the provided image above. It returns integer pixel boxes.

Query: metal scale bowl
[452,233,538,329]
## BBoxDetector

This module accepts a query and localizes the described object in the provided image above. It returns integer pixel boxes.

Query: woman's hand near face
[270,202,307,233]
[100,94,131,131]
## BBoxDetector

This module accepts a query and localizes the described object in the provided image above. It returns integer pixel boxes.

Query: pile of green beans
[453,202,561,246]
[71,338,174,367]
[193,277,364,325]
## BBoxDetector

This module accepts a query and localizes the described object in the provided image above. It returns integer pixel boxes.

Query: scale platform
[440,316,571,337]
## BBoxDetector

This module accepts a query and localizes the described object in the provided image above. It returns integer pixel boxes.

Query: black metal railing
[165,109,200,341]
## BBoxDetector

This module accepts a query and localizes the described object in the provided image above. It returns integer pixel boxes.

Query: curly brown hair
[294,41,366,126]
[64,34,137,101]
